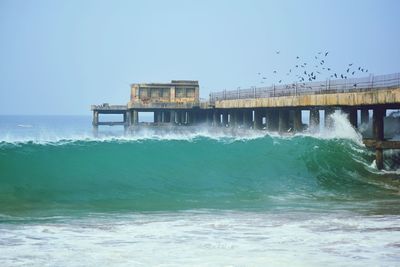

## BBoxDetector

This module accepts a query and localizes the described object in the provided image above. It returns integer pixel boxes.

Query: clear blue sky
[0,0,399,115]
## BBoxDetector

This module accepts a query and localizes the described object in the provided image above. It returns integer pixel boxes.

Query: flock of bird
[256,51,370,89]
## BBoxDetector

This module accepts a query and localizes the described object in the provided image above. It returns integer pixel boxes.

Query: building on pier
[129,80,199,108]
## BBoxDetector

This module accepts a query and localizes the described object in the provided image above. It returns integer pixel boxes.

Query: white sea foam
[0,112,365,146]
[0,211,399,267]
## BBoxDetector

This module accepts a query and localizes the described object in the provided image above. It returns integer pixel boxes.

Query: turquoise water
[0,115,400,266]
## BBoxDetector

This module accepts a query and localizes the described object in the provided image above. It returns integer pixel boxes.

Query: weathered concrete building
[129,80,200,108]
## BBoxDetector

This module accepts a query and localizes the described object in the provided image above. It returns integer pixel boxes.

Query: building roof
[131,80,199,87]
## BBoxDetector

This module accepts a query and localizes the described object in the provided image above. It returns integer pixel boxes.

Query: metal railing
[91,104,127,111]
[209,73,400,104]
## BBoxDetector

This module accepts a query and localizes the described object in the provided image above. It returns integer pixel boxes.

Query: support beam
[253,109,263,130]
[236,110,243,126]
[373,107,385,170]
[266,109,279,131]
[254,109,263,130]
[212,110,218,126]
[222,111,228,127]
[157,111,162,124]
[342,107,357,128]
[309,108,320,131]
[154,111,159,123]
[132,110,138,125]
[92,111,99,127]
[293,109,302,132]
[324,108,335,128]
[125,111,131,127]
[170,110,176,124]
[279,109,290,133]
[230,110,237,127]
[242,109,252,128]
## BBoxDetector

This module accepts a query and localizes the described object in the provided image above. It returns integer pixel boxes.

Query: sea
[0,113,400,267]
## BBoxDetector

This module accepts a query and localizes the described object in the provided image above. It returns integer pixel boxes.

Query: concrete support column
[324,108,335,129]
[293,109,302,132]
[205,111,210,125]
[343,107,357,128]
[187,111,191,125]
[170,110,176,124]
[212,110,218,126]
[157,111,162,124]
[229,110,236,127]
[266,109,279,131]
[153,111,159,123]
[279,109,290,133]
[242,110,252,128]
[161,111,165,123]
[92,111,99,127]
[309,108,320,131]
[236,110,243,126]
[361,109,369,125]
[132,110,138,125]
[176,111,181,124]
[222,111,229,127]
[373,107,385,170]
[181,111,186,124]
[254,109,263,130]
[125,111,131,127]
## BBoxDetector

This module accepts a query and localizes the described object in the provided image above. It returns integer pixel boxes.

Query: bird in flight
[276,51,280,54]
[325,52,329,56]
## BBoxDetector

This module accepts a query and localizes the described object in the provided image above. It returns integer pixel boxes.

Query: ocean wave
[0,112,364,146]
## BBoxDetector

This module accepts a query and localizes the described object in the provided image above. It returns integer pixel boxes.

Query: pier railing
[209,73,400,104]
[91,104,127,111]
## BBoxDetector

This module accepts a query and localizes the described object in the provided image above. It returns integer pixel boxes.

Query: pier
[92,73,400,170]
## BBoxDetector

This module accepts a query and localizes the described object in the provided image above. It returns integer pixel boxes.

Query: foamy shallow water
[1,211,400,267]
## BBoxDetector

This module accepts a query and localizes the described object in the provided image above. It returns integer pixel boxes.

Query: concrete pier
[92,73,400,171]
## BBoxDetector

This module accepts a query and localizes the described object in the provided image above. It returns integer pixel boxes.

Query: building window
[139,88,148,98]
[186,88,195,98]
[151,88,160,98]
[161,88,170,98]
[175,88,185,98]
